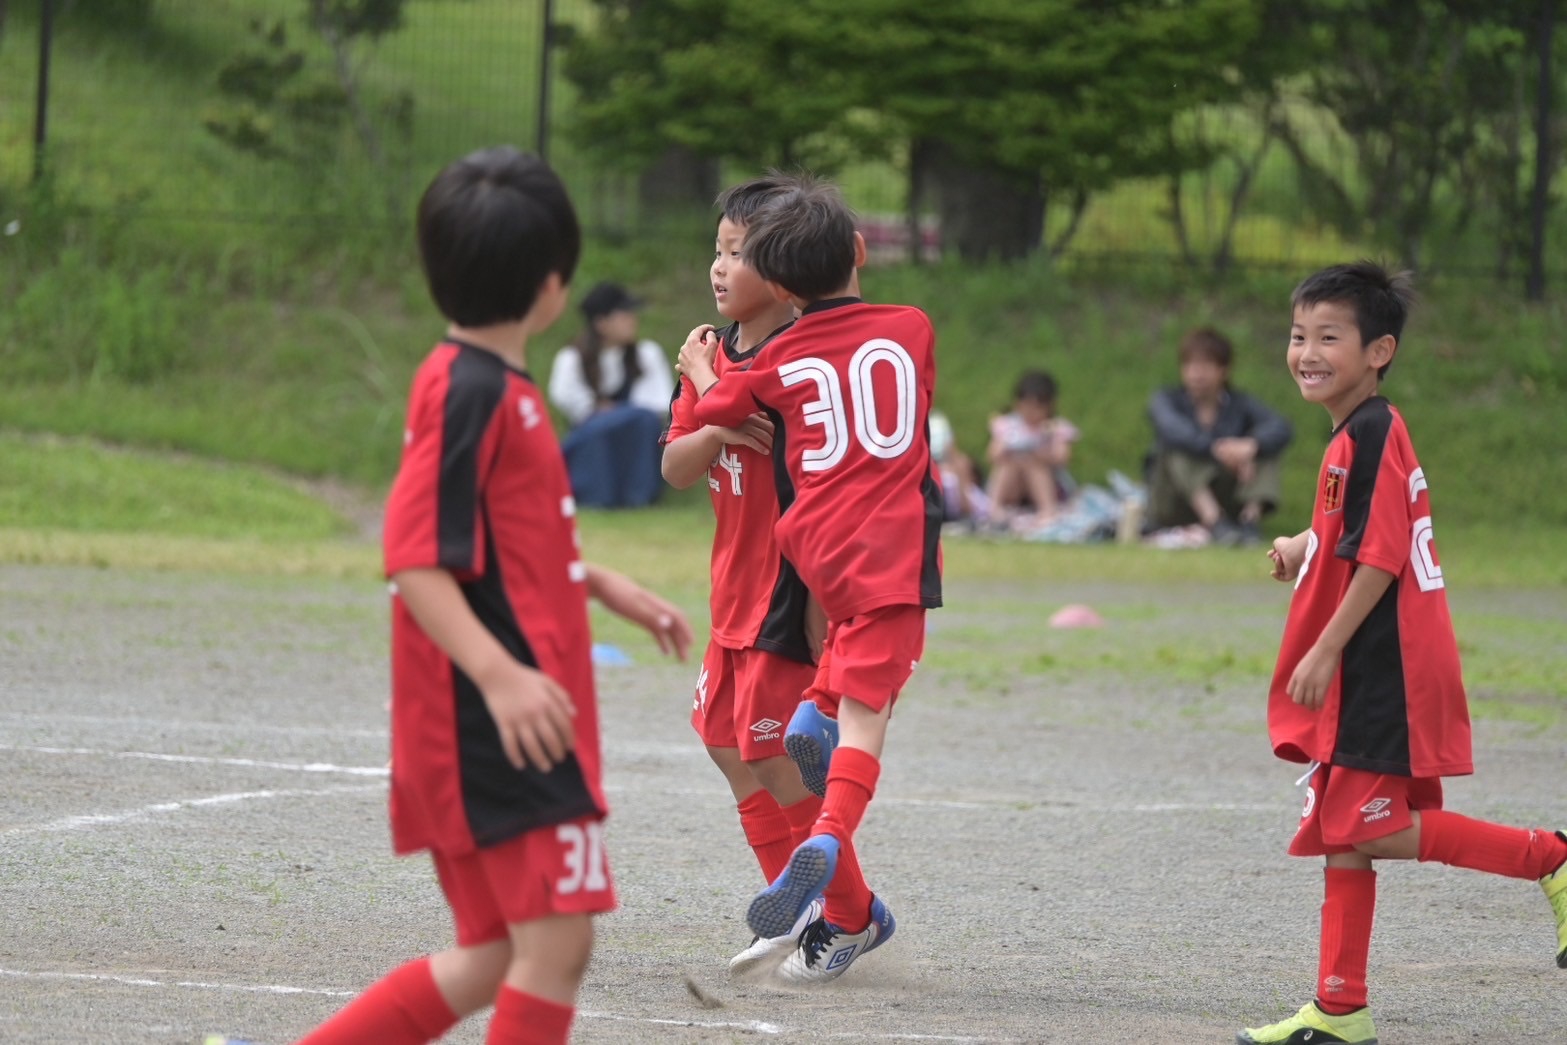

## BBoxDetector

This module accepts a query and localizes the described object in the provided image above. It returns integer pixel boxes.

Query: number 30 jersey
[692,298,943,623]
[665,322,812,662]
[1269,397,1472,778]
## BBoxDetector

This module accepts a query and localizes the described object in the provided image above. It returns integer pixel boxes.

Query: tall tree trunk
[923,140,1043,261]
[1527,0,1555,301]
[637,145,720,211]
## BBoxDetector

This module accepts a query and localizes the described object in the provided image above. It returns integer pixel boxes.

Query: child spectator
[930,409,989,528]
[662,176,877,978]
[985,369,1079,525]
[292,147,693,1045]
[547,281,674,508]
[1238,261,1567,1044]
[1145,327,1293,545]
[681,173,941,982]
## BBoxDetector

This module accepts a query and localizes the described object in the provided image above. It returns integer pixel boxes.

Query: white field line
[0,968,999,1041]
[3,744,1279,815]
[0,784,382,840]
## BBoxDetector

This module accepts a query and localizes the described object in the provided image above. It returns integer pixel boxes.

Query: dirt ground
[2,564,1564,1043]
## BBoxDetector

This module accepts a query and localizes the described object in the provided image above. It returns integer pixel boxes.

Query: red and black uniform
[384,340,606,859]
[1269,396,1471,781]
[666,322,816,757]
[693,299,941,710]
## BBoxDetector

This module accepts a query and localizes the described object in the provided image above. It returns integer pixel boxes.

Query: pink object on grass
[1049,604,1104,629]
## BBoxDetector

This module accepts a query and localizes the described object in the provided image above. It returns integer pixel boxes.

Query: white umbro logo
[750,718,782,733]
[1323,975,1345,990]
[1360,798,1391,814]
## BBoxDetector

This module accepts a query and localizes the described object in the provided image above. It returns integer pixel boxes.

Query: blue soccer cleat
[784,700,839,798]
[747,834,839,940]
[777,894,896,983]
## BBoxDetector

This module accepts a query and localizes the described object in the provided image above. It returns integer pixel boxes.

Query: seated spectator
[985,370,1080,524]
[930,409,989,528]
[548,281,674,508]
[1145,326,1293,545]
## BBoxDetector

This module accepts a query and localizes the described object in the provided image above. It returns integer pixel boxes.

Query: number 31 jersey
[1269,397,1471,778]
[692,298,943,622]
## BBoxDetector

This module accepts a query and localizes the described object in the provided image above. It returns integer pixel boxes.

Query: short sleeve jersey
[383,340,606,857]
[1269,397,1471,778]
[691,299,943,622]
[664,322,812,661]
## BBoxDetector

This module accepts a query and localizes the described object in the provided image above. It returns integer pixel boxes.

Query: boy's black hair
[715,175,793,227]
[417,146,581,328]
[1291,260,1415,379]
[741,172,857,301]
[1013,369,1057,406]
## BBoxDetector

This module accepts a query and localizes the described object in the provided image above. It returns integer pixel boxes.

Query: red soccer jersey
[1269,397,1472,778]
[383,340,606,857]
[691,299,943,622]
[665,322,812,661]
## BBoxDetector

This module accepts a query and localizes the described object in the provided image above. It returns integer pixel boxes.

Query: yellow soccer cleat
[1540,831,1567,969]
[1236,1001,1378,1045]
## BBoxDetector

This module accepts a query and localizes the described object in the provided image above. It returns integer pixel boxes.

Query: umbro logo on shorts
[750,717,782,741]
[1361,797,1393,823]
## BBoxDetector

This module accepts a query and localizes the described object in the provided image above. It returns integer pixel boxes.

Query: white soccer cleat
[728,897,824,976]
[776,895,895,983]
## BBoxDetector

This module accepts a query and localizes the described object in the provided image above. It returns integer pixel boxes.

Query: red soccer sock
[816,746,881,846]
[1315,867,1375,1015]
[296,957,458,1045]
[780,794,824,849]
[822,833,875,934]
[484,985,574,1045]
[737,788,795,883]
[1417,810,1567,880]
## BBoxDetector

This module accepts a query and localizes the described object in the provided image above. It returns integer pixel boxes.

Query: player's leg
[694,644,796,882]
[486,913,593,1044]
[1239,764,1378,1044]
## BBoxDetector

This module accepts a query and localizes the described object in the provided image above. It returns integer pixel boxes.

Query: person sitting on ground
[1145,326,1293,545]
[984,370,1079,525]
[929,409,989,528]
[547,281,675,508]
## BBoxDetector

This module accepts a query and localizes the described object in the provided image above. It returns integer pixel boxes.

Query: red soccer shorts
[1290,762,1444,856]
[690,643,817,759]
[432,815,617,946]
[807,603,926,715]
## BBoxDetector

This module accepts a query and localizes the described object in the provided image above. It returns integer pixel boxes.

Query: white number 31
[556,821,608,894]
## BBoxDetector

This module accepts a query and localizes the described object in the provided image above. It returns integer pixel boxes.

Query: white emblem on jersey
[561,495,576,518]
[1408,467,1427,503]
[519,397,541,429]
[567,561,586,582]
[1294,529,1320,590]
[716,447,743,495]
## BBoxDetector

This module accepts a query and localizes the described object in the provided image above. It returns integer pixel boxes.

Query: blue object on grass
[592,643,632,666]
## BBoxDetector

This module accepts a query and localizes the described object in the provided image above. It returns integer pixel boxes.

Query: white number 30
[556,821,608,894]
[778,339,918,473]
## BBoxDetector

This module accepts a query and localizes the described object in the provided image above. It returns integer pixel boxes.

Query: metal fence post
[32,0,55,183]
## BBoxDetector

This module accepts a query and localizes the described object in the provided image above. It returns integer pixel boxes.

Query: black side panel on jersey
[438,347,506,571]
[1335,398,1391,564]
[1334,582,1411,774]
[753,405,813,662]
[455,523,599,848]
[918,466,944,608]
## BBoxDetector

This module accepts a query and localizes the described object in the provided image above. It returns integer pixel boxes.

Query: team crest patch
[1322,465,1347,514]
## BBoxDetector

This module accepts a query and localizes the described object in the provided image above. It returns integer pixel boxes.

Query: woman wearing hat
[548,281,675,508]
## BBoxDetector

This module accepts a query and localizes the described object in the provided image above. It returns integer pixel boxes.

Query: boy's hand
[1286,641,1339,710]
[588,565,694,661]
[712,413,773,454]
[676,324,720,387]
[477,661,577,772]
[1269,532,1308,582]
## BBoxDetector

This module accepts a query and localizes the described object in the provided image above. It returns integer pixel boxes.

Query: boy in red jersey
[664,177,879,980]
[682,173,942,981]
[292,147,692,1045]
[1237,260,1567,1045]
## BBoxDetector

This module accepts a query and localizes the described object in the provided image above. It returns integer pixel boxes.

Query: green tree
[564,0,1274,260]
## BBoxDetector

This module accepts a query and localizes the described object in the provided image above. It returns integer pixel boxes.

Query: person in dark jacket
[1145,327,1293,545]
